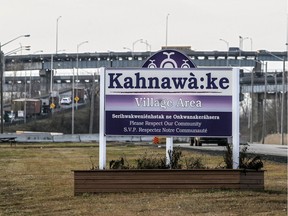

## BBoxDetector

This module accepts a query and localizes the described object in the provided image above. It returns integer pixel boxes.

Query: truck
[12,98,42,118]
[190,137,228,146]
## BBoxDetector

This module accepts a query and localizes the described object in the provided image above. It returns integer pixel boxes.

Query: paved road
[176,143,288,158]
[174,143,288,164]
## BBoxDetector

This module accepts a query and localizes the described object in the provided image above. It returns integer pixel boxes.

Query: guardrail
[0,133,152,143]
[0,133,95,143]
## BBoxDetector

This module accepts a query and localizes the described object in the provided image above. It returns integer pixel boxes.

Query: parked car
[60,97,72,105]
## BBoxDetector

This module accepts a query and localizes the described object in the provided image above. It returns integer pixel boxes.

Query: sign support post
[99,68,106,170]
[142,50,197,166]
[232,68,240,169]
[166,137,173,167]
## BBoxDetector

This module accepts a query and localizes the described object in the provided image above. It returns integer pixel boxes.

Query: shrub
[239,146,264,170]
[223,144,233,169]
[89,156,98,170]
[185,157,206,169]
[109,147,207,170]
[223,144,264,170]
[109,156,130,169]
[136,152,167,169]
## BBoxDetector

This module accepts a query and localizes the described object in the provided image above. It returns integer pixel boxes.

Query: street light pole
[123,47,132,53]
[262,62,268,144]
[240,36,249,50]
[0,34,30,133]
[123,47,133,58]
[50,54,53,93]
[250,67,254,143]
[76,41,88,109]
[72,68,75,134]
[1,35,30,48]
[4,46,31,56]
[132,39,143,53]
[72,41,88,134]
[0,47,4,133]
[107,50,114,67]
[165,13,170,48]
[219,38,229,66]
[239,36,249,67]
[249,38,253,51]
[56,16,62,54]
[141,40,152,56]
[281,58,286,145]
[89,73,96,134]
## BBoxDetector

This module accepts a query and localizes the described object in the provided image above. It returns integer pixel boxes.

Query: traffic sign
[50,103,55,109]
[74,96,79,102]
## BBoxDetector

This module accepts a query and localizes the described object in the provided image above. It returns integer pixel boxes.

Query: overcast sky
[0,0,287,54]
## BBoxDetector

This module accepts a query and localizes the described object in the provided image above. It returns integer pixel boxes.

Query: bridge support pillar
[39,69,51,96]
[251,93,260,126]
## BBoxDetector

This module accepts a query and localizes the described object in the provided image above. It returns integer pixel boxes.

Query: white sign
[105,68,234,137]
[18,110,24,117]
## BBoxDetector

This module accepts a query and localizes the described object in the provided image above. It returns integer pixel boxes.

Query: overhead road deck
[4,50,287,71]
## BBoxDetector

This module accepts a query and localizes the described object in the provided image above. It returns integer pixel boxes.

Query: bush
[223,144,264,170]
[109,156,130,169]
[109,147,206,170]
[185,157,206,169]
[136,152,167,169]
[240,146,264,170]
[223,144,233,169]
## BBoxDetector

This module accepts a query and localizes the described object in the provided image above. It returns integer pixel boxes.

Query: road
[173,143,287,163]
[175,143,288,158]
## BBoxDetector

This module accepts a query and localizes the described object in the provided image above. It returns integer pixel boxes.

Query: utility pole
[0,48,4,133]
[262,63,267,144]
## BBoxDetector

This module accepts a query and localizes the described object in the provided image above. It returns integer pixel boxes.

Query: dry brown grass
[0,143,287,216]
[263,133,288,145]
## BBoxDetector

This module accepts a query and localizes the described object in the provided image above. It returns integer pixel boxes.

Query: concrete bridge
[3,49,286,96]
[3,50,287,71]
[1,49,287,143]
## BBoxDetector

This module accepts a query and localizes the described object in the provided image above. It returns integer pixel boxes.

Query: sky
[0,0,287,55]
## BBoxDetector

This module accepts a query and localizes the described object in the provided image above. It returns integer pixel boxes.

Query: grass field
[0,143,287,216]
